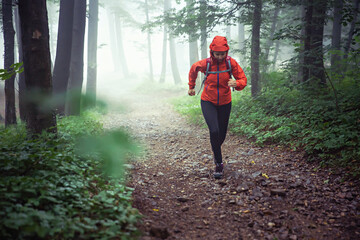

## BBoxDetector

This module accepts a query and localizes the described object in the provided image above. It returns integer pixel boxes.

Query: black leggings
[201,100,232,164]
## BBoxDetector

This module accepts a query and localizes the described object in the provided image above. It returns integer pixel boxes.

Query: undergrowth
[0,110,141,239]
[172,72,360,177]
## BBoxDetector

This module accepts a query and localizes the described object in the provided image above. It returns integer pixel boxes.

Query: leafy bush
[0,111,141,239]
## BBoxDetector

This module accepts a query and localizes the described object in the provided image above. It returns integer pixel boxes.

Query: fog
[0,1,295,116]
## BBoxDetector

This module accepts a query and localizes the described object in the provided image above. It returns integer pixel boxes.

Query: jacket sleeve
[231,58,247,91]
[188,59,207,90]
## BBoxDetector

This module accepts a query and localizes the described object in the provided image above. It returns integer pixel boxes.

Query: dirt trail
[102,85,360,240]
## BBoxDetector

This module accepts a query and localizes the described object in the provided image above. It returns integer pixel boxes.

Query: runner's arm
[188,59,207,90]
[231,59,247,91]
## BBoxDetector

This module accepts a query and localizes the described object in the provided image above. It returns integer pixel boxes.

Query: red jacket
[188,36,247,106]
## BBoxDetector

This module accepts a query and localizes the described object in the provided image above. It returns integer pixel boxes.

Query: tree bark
[303,0,313,83]
[52,0,75,115]
[2,0,17,126]
[14,6,26,122]
[251,0,262,98]
[330,0,343,75]
[114,14,129,78]
[145,0,154,81]
[297,4,305,83]
[86,0,99,108]
[303,0,327,85]
[311,0,327,85]
[18,0,57,135]
[66,0,86,116]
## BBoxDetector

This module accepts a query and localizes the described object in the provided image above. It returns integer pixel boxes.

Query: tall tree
[106,9,120,71]
[330,0,343,75]
[251,0,262,97]
[86,0,99,108]
[66,0,86,116]
[159,0,168,83]
[238,10,245,64]
[2,0,17,126]
[52,0,75,115]
[186,0,200,91]
[263,8,280,72]
[18,0,57,135]
[303,0,327,85]
[168,0,181,84]
[200,0,207,60]
[145,0,154,81]
[13,5,26,122]
[114,14,129,77]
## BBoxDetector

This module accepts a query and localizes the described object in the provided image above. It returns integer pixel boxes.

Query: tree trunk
[310,0,327,85]
[18,0,57,135]
[263,8,280,72]
[200,0,207,59]
[251,0,262,98]
[145,0,154,81]
[66,0,86,116]
[187,0,199,91]
[238,10,245,64]
[106,9,120,71]
[160,0,170,83]
[303,0,327,85]
[114,14,129,78]
[52,0,75,115]
[159,26,167,83]
[2,0,17,126]
[168,0,181,84]
[297,4,305,83]
[226,26,231,41]
[272,38,280,70]
[344,0,360,60]
[330,0,343,75]
[303,0,313,83]
[86,0,99,108]
[14,6,26,122]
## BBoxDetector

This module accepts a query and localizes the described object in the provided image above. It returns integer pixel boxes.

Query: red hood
[209,36,229,62]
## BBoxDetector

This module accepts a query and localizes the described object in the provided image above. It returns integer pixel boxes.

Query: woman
[188,36,247,179]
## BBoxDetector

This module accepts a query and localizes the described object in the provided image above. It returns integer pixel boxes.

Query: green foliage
[172,94,205,126]
[0,62,24,80]
[0,111,141,239]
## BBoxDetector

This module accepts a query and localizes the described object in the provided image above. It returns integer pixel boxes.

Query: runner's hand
[188,89,195,96]
[228,79,237,88]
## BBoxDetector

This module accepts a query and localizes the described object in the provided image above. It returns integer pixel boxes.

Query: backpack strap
[197,56,234,94]
[197,58,211,95]
[226,56,232,79]
[225,56,235,91]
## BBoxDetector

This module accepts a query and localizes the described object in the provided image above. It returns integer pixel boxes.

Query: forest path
[101,80,359,240]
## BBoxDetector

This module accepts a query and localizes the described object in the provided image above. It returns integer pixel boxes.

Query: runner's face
[213,51,226,62]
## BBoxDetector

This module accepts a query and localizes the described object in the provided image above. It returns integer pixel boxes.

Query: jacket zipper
[217,62,220,105]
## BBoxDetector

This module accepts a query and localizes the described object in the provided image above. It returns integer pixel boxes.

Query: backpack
[197,56,233,95]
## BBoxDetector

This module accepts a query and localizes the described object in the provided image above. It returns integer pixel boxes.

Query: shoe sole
[213,173,223,179]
